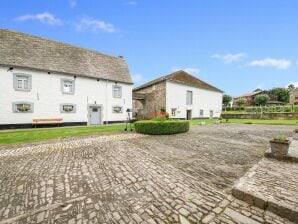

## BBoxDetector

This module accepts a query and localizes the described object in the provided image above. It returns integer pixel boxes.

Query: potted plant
[270,133,291,156]
[294,129,298,140]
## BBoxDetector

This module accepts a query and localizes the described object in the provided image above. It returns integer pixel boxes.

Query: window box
[112,106,123,113]
[60,104,76,113]
[12,101,34,113]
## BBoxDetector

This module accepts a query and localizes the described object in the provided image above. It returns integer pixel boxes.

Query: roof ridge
[0,28,124,61]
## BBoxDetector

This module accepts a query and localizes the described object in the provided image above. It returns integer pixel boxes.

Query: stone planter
[294,132,298,140]
[269,140,291,156]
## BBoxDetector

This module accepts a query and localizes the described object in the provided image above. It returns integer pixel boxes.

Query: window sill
[14,88,31,92]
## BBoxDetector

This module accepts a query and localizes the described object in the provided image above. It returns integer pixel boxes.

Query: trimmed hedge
[134,120,189,135]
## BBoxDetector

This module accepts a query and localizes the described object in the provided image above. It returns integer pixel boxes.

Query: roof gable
[134,70,223,93]
[0,29,132,83]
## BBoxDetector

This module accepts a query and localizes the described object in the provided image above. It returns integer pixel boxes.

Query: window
[13,74,32,91]
[60,104,76,113]
[113,85,122,98]
[200,110,204,117]
[171,108,177,116]
[12,102,34,113]
[186,91,193,105]
[210,110,214,118]
[295,96,298,100]
[61,79,75,94]
[112,106,123,113]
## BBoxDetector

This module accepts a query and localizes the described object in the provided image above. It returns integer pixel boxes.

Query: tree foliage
[235,98,246,107]
[253,88,262,92]
[254,94,270,106]
[268,88,290,103]
[223,94,232,107]
[288,84,295,91]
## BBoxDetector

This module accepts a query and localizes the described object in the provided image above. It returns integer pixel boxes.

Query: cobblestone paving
[233,157,298,223]
[0,127,295,223]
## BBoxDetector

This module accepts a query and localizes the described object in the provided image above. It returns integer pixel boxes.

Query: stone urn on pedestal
[270,134,291,156]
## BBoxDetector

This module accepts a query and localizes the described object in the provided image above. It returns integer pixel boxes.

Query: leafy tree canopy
[253,88,262,92]
[268,88,290,103]
[235,98,246,107]
[254,94,270,106]
[223,94,232,106]
[288,84,295,91]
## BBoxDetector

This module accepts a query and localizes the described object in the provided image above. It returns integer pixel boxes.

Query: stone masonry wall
[133,82,166,118]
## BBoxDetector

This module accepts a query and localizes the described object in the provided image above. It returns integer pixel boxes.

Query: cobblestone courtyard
[0,124,296,223]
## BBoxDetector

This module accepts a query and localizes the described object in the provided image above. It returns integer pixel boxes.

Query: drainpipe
[105,79,108,125]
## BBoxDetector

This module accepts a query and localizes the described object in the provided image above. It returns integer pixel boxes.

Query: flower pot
[293,132,298,140]
[269,140,291,156]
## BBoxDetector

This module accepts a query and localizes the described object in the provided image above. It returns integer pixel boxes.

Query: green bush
[151,116,167,122]
[134,120,189,135]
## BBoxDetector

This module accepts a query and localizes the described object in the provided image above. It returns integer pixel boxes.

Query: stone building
[0,29,133,129]
[133,70,223,119]
[233,91,265,106]
[290,87,298,105]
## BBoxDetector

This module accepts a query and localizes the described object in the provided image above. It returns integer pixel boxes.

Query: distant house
[133,70,223,119]
[233,91,265,106]
[290,88,298,105]
[0,29,133,129]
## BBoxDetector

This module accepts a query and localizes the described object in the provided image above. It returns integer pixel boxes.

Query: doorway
[186,110,192,120]
[89,106,102,125]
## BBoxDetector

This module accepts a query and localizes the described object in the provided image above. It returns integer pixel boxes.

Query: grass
[1,118,297,145]
[0,124,126,144]
[225,119,298,125]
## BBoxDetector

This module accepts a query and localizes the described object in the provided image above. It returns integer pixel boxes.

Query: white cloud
[14,12,62,26]
[132,74,143,84]
[249,58,291,70]
[171,67,200,75]
[69,0,77,8]
[211,52,246,63]
[75,17,116,33]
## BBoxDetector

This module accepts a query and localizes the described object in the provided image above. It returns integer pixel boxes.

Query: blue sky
[1,0,297,96]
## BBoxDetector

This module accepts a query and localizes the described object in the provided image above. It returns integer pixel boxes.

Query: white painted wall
[0,66,132,124]
[166,81,223,119]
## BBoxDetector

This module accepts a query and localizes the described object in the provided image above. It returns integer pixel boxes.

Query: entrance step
[232,157,298,223]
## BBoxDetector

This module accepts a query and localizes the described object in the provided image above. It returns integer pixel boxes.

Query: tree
[254,94,270,106]
[288,84,295,91]
[222,94,232,107]
[254,88,262,92]
[268,88,290,103]
[235,98,246,107]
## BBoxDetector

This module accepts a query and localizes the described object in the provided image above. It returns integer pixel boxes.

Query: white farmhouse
[0,29,133,129]
[133,70,223,119]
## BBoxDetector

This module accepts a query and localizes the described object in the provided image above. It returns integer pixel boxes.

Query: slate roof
[133,70,223,93]
[0,29,132,83]
[234,91,264,99]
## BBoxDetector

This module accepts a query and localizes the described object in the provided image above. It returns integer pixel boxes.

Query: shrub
[294,129,298,133]
[134,120,189,135]
[151,116,167,122]
[274,133,287,142]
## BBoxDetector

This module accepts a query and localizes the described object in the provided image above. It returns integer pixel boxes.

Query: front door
[186,110,192,120]
[210,110,214,119]
[90,106,101,125]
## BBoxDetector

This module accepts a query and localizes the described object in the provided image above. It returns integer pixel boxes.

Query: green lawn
[1,119,297,145]
[225,119,298,125]
[0,124,126,144]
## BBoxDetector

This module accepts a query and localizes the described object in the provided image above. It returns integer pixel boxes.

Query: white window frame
[12,101,34,113]
[113,85,122,98]
[61,79,75,94]
[186,90,193,105]
[171,108,177,116]
[60,103,76,113]
[112,106,123,113]
[13,73,32,91]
